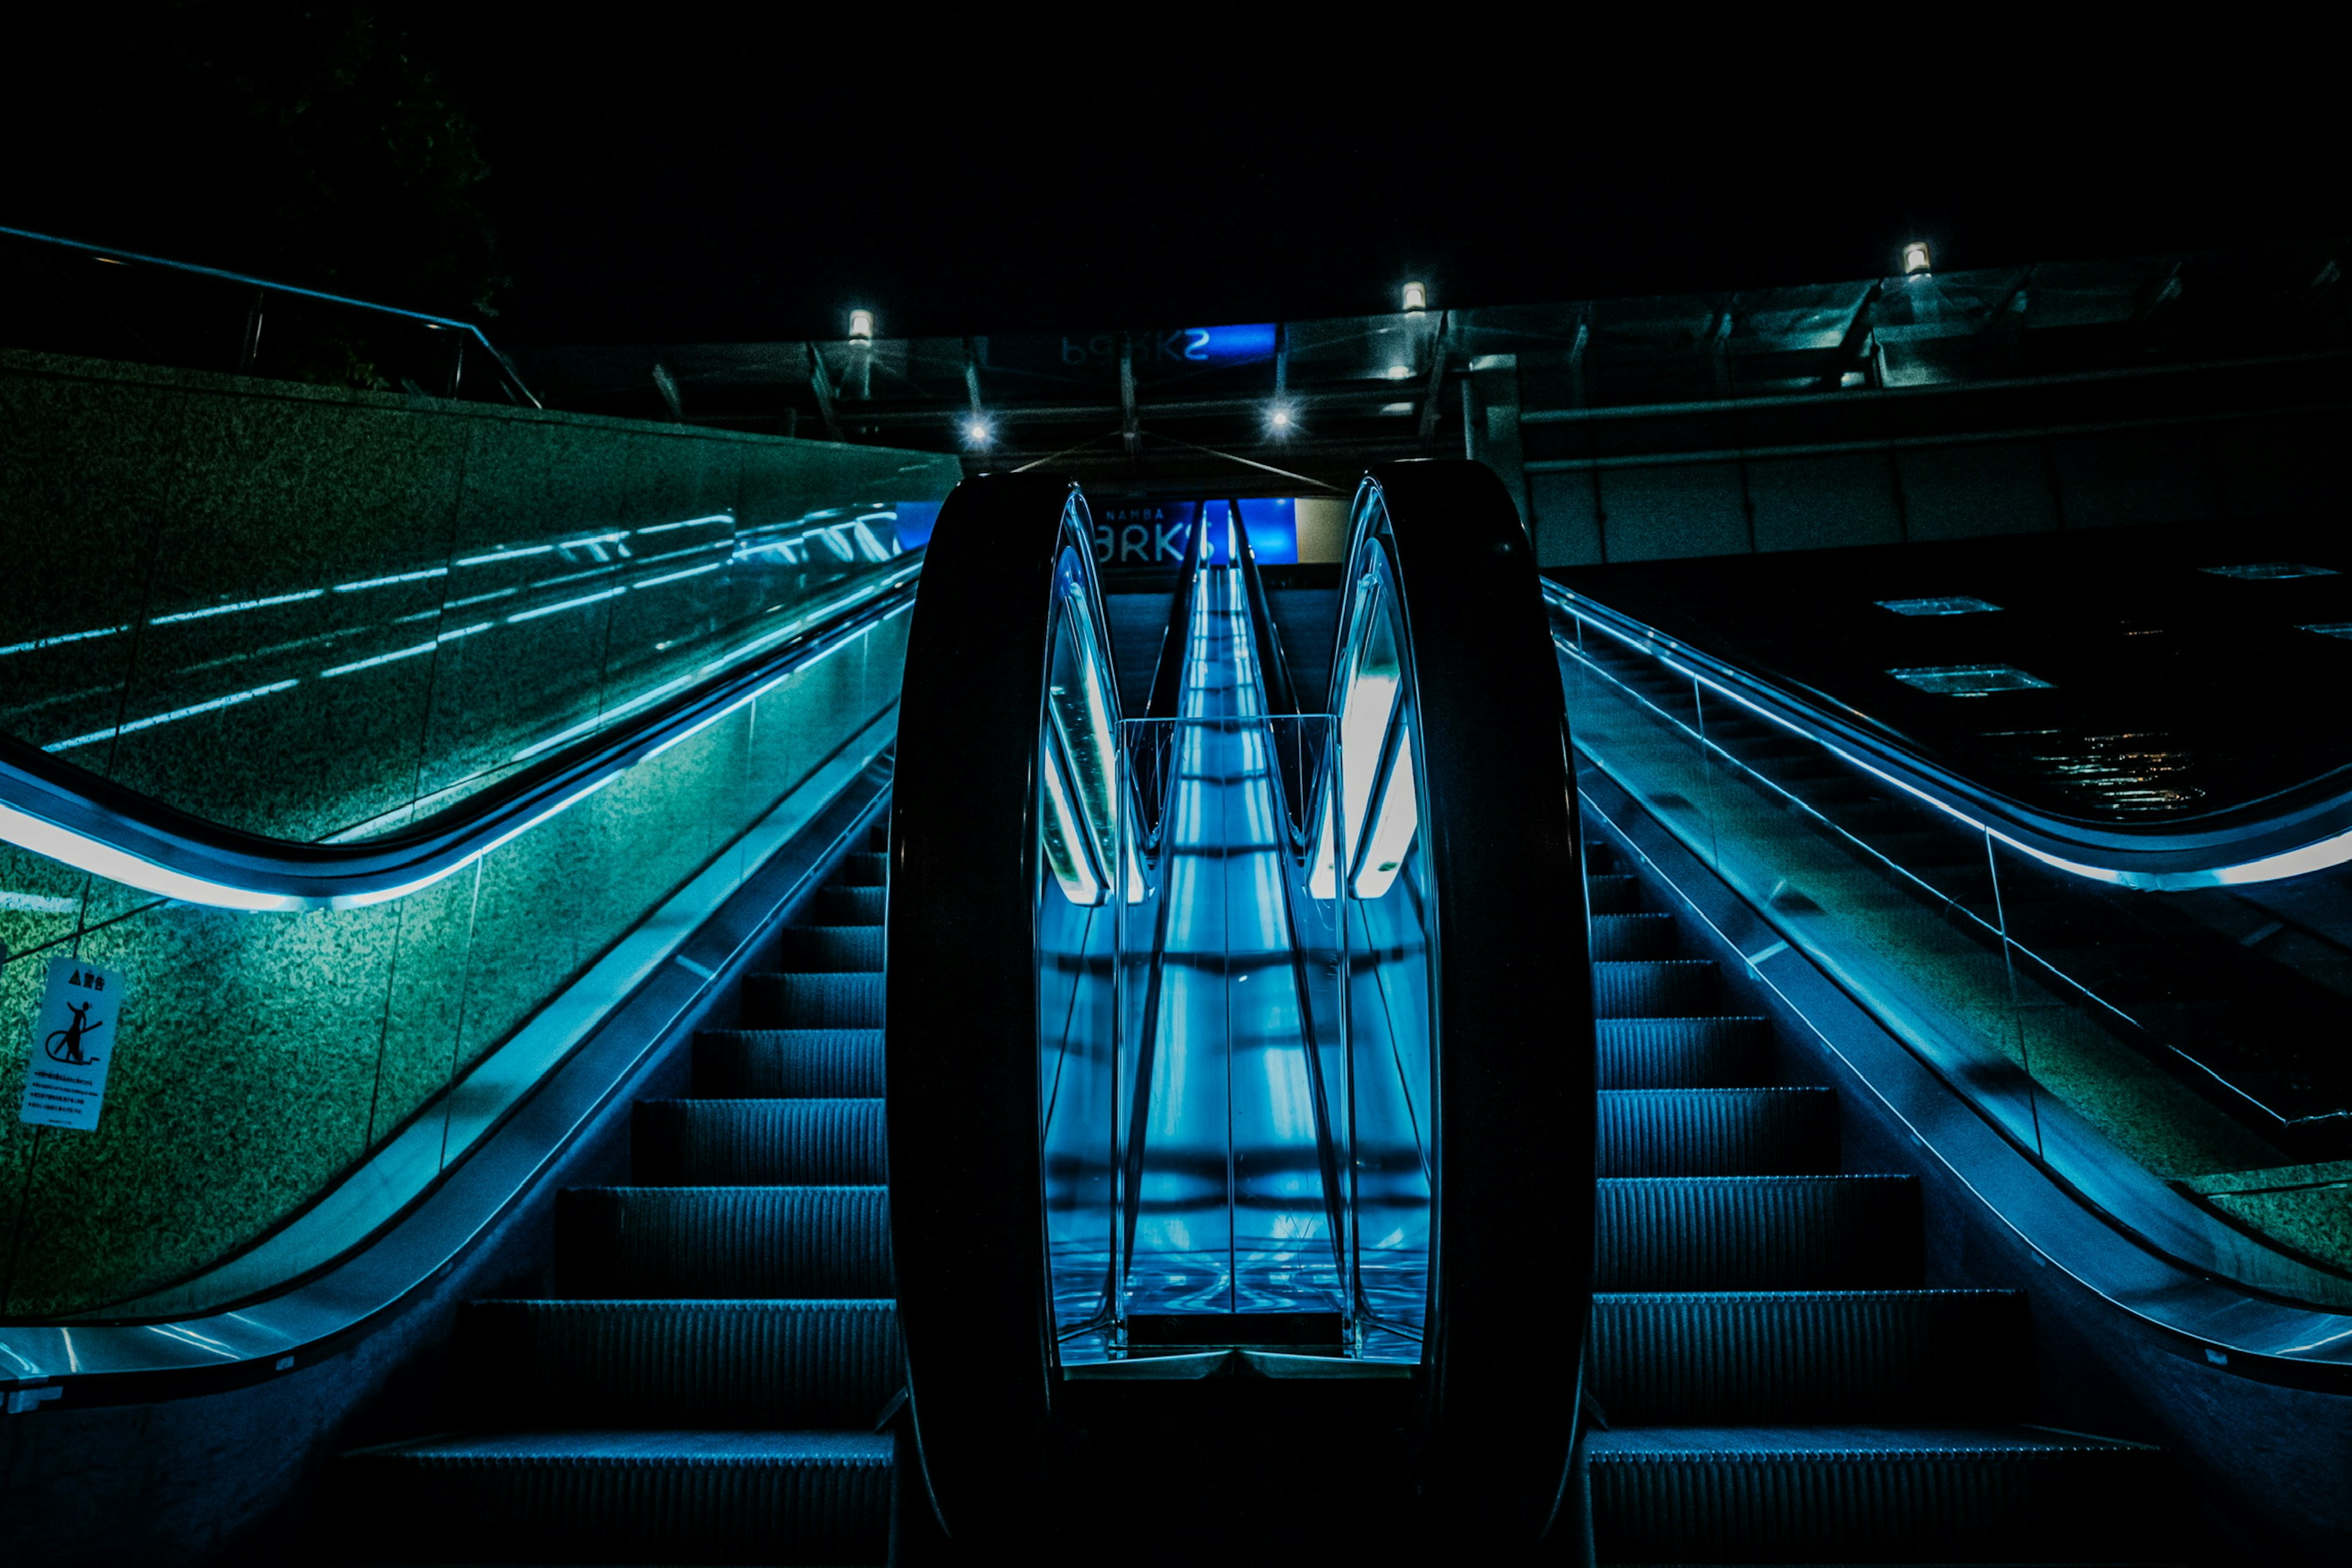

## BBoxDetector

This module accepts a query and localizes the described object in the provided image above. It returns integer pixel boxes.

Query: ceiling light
[2202,562,2338,580]
[1888,664,2052,696]
[1385,364,1411,380]
[1877,596,2002,617]
[1268,404,1294,433]
[1401,281,1428,312]
[1902,242,1931,276]
[848,309,875,340]
[964,418,992,446]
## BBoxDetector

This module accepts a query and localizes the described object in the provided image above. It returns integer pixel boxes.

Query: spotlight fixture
[1902,242,1931,277]
[1268,404,1294,434]
[849,309,875,339]
[1401,281,1428,313]
[964,417,992,447]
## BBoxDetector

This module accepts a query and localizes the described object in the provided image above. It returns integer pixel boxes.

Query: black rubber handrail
[0,564,921,910]
[1352,462,1594,1548]
[885,472,1099,1550]
[1548,582,2352,889]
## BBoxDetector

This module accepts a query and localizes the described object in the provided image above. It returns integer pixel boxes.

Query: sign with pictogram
[19,956,127,1132]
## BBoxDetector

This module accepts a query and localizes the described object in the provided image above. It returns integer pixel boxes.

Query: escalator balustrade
[336,826,902,1563]
[886,466,1589,1556]
[1577,835,2173,1564]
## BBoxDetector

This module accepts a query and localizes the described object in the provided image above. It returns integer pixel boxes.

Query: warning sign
[19,956,126,1132]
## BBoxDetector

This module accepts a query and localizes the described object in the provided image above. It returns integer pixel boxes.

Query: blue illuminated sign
[1175,323,1278,363]
[1090,499,1298,568]
[997,326,1280,377]
[889,501,943,549]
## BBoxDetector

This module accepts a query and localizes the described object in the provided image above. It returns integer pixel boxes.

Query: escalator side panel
[1359,462,1596,1543]
[885,472,1085,1548]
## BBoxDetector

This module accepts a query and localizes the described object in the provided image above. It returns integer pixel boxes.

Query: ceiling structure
[524,237,2350,505]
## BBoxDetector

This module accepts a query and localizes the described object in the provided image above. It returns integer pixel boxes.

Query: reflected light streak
[0,624,127,658]
[321,643,434,679]
[333,567,448,593]
[633,562,726,591]
[455,544,555,567]
[505,586,626,624]
[1353,741,1419,899]
[635,513,734,535]
[151,590,324,625]
[46,679,301,752]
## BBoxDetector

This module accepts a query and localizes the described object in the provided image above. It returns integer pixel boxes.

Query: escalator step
[556,1187,889,1297]
[1585,1426,2168,1564]
[1592,913,1678,961]
[776,926,884,972]
[814,885,886,926]
[1589,1291,2029,1423]
[1597,1017,1773,1089]
[741,973,883,1028]
[453,1299,901,1428]
[1597,1175,1921,1289]
[1584,841,1623,874]
[1599,1088,1839,1177]
[866,821,889,852]
[633,1099,886,1184]
[1588,873,1647,914]
[693,1030,883,1098]
[1593,960,1720,1017]
[834,852,889,887]
[337,1430,891,1565]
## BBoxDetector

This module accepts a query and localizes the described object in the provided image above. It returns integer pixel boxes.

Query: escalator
[884,467,1589,1558]
[1578,834,2166,1562]
[341,829,901,1562]
[331,465,1589,1561]
[308,464,2159,1563]
[2,270,2342,1562]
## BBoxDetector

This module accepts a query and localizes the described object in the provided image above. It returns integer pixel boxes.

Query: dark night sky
[10,15,2343,346]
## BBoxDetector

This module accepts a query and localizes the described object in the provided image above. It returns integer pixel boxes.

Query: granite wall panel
[1896,440,2063,541]
[0,349,953,1316]
[1597,461,1752,560]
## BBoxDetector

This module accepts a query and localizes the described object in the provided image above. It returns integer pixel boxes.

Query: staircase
[1581,835,2175,1565]
[337,822,902,1566]
[331,802,2177,1563]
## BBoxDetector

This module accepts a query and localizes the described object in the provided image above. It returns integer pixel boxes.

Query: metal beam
[807,343,844,441]
[1418,311,1451,451]
[1120,335,1139,464]
[1815,282,1884,391]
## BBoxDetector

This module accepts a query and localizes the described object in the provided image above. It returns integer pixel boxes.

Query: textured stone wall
[0,350,954,1316]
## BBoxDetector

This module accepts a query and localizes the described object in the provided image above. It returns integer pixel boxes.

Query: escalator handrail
[1548,581,2352,889]
[1346,462,1594,1545]
[885,472,1098,1548]
[0,562,922,910]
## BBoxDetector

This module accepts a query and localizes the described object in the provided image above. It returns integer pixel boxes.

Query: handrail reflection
[0,564,920,911]
[1548,581,2352,890]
